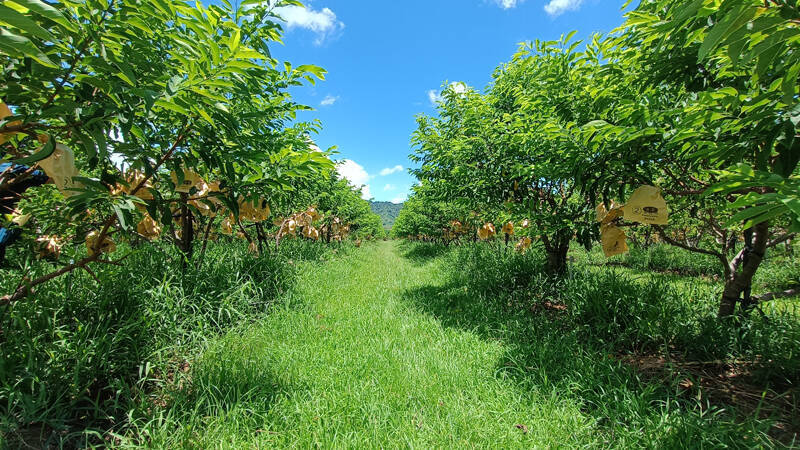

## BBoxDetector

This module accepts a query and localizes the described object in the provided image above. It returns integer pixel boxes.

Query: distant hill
[370,201,403,230]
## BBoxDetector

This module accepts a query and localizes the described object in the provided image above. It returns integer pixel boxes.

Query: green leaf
[7,0,76,32]
[13,135,55,165]
[296,64,326,80]
[236,47,269,60]
[727,203,780,226]
[114,62,138,86]
[742,204,790,229]
[698,5,756,60]
[112,204,129,231]
[0,4,55,41]
[0,28,57,67]
[782,62,800,104]
[154,99,191,116]
[198,108,215,126]
[781,196,800,219]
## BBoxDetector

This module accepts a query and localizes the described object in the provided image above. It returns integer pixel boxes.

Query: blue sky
[225,0,629,202]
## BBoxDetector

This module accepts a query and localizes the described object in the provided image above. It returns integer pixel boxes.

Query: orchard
[402,0,800,318]
[1,0,799,447]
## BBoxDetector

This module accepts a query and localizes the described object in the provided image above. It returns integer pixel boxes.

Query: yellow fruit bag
[137,214,161,240]
[624,186,668,225]
[221,216,234,235]
[38,143,82,197]
[515,236,532,254]
[502,222,514,235]
[171,169,203,193]
[0,102,22,144]
[601,224,629,258]
[596,200,624,225]
[478,222,496,240]
[86,231,115,257]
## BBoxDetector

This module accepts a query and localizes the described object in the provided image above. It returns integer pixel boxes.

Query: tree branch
[754,286,799,303]
[654,225,729,269]
[767,233,795,248]
[1,126,191,305]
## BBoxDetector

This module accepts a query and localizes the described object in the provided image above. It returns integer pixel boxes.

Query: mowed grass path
[141,241,598,448]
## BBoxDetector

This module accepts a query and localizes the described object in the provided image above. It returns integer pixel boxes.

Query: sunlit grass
[127,241,599,447]
[4,239,795,447]
[123,241,797,448]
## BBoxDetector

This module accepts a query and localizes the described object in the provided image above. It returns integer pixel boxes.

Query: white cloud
[380,165,404,176]
[336,159,372,200]
[320,95,339,106]
[493,0,524,9]
[450,82,467,94]
[391,194,408,204]
[428,82,468,106]
[427,89,443,106]
[274,3,344,45]
[544,0,583,16]
[384,184,396,191]
[361,185,373,200]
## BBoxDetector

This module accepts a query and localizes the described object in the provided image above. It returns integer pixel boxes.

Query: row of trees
[398,0,800,318]
[0,0,382,303]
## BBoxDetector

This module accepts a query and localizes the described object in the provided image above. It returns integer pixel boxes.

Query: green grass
[0,239,345,448]
[2,240,797,447]
[120,241,797,448]
[125,241,596,447]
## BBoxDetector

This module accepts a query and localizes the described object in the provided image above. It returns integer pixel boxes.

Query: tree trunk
[198,216,215,267]
[543,232,570,276]
[179,193,194,270]
[718,222,769,318]
[255,223,265,255]
[546,245,569,275]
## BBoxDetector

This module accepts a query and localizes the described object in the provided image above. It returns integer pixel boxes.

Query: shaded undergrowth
[399,242,800,447]
[0,239,350,448]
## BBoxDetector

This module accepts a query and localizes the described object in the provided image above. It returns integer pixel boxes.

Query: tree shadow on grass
[0,242,301,447]
[397,242,450,266]
[398,274,788,447]
[126,330,307,446]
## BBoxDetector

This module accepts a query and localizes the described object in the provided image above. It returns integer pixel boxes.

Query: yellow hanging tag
[624,186,668,225]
